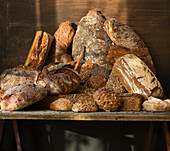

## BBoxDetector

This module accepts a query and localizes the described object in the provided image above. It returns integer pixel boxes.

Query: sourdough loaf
[106,45,156,74]
[113,54,163,99]
[72,10,112,70]
[104,18,146,49]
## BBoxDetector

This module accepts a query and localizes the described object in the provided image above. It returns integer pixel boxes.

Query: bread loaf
[38,63,80,94]
[72,95,98,112]
[25,31,53,70]
[72,10,112,70]
[119,93,144,111]
[47,21,75,64]
[105,69,125,93]
[1,83,48,111]
[104,18,146,49]
[143,97,170,111]
[50,98,73,111]
[0,65,40,91]
[113,54,163,99]
[93,87,122,112]
[106,45,156,74]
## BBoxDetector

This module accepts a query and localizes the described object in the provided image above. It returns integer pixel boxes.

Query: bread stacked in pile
[0,10,169,112]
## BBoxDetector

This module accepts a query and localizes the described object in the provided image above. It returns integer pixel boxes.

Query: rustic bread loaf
[47,21,75,64]
[50,98,73,111]
[104,18,146,49]
[72,10,112,70]
[25,31,54,70]
[142,97,170,111]
[0,65,40,91]
[119,93,144,111]
[72,95,98,112]
[106,45,156,74]
[113,54,163,99]
[1,83,48,111]
[86,74,106,89]
[93,87,122,112]
[38,63,80,95]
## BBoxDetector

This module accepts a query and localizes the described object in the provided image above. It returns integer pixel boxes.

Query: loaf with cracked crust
[104,18,146,49]
[106,45,156,74]
[25,31,53,70]
[72,10,112,70]
[113,54,163,99]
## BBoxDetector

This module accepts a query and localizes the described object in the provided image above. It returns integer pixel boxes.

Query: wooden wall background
[0,0,170,96]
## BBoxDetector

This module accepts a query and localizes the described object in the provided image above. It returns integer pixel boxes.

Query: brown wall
[0,0,170,97]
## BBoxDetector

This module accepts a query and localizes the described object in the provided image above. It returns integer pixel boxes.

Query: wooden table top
[0,110,170,121]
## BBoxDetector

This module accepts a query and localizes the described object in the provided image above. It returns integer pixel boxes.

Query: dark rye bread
[106,45,156,74]
[119,93,144,111]
[104,18,146,49]
[72,10,112,70]
[113,54,164,99]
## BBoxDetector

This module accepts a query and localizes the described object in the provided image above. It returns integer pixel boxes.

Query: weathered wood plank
[0,111,170,121]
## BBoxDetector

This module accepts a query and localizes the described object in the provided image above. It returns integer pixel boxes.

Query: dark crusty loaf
[47,21,75,64]
[104,18,146,49]
[38,63,80,95]
[72,10,112,70]
[79,62,93,83]
[113,54,163,99]
[119,93,144,111]
[85,74,106,89]
[25,31,54,70]
[106,45,156,74]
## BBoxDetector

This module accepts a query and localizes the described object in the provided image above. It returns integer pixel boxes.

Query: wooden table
[0,110,170,151]
[0,110,170,121]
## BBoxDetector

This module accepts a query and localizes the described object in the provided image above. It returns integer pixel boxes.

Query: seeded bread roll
[104,18,146,49]
[86,74,106,89]
[93,87,122,112]
[72,95,98,112]
[113,54,163,99]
